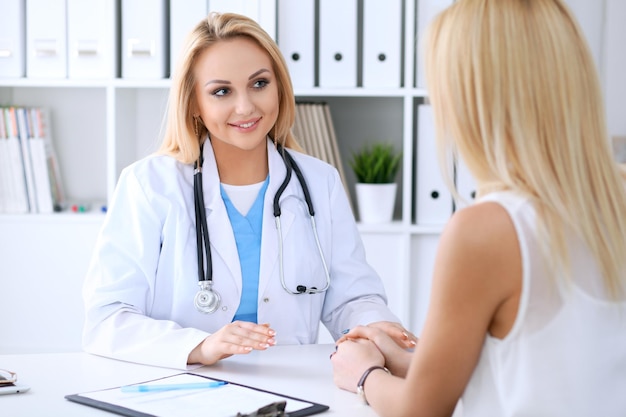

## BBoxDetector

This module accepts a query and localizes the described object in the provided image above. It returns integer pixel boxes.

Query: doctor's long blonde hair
[425,0,626,296]
[159,12,301,164]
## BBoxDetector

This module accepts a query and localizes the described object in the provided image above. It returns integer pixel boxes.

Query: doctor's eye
[211,87,230,97]
[253,79,270,90]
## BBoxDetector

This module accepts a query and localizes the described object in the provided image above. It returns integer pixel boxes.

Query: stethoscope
[193,142,331,314]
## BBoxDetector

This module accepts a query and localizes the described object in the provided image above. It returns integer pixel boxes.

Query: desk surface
[2,344,378,417]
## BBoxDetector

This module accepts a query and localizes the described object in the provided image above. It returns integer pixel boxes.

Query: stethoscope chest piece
[194,280,221,314]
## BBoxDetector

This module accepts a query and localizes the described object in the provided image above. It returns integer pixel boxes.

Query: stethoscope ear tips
[295,285,319,294]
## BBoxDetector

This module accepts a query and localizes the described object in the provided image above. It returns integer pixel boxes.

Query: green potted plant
[349,143,402,223]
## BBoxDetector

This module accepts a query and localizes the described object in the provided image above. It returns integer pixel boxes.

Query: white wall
[604,0,626,137]
[566,0,626,137]
[0,218,101,353]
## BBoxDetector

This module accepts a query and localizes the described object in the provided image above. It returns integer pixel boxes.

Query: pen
[120,380,227,393]
[341,328,350,334]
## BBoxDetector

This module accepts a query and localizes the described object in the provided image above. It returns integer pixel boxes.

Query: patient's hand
[337,325,414,377]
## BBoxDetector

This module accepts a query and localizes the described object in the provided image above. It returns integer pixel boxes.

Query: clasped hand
[330,322,416,393]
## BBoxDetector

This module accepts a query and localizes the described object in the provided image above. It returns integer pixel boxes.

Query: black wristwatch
[356,366,390,405]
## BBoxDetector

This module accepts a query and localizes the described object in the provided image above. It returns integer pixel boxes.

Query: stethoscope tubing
[275,145,330,294]
[194,141,331,301]
[194,144,213,284]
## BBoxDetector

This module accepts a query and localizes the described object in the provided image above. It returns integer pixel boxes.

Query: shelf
[1,79,428,98]
[294,87,428,98]
[0,212,105,224]
[0,213,444,235]
[0,78,111,88]
[0,0,443,340]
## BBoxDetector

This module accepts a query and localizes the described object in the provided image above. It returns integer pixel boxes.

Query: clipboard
[65,372,329,417]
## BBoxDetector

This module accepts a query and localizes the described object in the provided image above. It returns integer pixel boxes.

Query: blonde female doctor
[82,12,415,370]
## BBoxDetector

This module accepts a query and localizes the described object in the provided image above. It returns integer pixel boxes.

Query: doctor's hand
[188,322,276,366]
[337,325,414,377]
[353,321,417,350]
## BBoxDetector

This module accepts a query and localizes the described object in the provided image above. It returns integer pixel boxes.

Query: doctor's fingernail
[267,338,276,345]
[268,329,276,336]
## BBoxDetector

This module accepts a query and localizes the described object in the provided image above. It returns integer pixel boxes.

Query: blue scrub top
[220,177,269,323]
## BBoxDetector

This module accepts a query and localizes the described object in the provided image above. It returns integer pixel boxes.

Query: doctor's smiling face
[193,36,279,155]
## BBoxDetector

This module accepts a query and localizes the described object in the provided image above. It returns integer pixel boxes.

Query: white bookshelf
[1,0,623,353]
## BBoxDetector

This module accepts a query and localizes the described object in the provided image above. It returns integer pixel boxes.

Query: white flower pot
[355,183,397,223]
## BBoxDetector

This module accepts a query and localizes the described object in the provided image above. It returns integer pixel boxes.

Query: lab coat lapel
[258,143,296,295]
[201,142,242,292]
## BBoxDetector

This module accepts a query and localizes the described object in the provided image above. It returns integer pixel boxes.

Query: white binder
[256,0,277,40]
[319,0,357,88]
[170,0,207,73]
[121,0,168,79]
[362,0,402,88]
[67,0,117,79]
[208,1,246,17]
[26,0,67,78]
[0,0,26,78]
[278,0,315,88]
[455,157,477,211]
[277,0,314,89]
[208,0,277,40]
[416,0,453,88]
[415,104,452,225]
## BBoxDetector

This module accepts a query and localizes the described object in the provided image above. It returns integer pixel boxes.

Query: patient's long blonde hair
[425,0,626,296]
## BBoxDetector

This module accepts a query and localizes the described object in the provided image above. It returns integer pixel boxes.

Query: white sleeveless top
[461,191,626,417]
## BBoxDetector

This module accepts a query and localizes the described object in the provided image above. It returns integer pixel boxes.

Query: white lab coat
[82,139,399,369]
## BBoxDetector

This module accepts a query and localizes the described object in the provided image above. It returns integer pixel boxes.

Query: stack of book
[293,102,349,194]
[0,106,65,214]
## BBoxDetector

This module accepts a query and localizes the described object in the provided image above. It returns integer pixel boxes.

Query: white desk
[1,344,378,416]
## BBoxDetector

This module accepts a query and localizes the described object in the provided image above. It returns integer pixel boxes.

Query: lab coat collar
[200,142,241,290]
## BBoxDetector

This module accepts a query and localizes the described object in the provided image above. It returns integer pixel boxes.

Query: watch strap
[356,365,390,405]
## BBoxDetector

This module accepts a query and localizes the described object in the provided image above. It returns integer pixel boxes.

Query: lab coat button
[263,297,270,303]
[221,306,228,311]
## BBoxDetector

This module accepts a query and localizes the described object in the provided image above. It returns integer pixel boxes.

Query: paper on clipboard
[65,373,329,417]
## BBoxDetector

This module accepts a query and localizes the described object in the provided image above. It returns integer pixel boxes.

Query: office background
[0,0,624,353]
